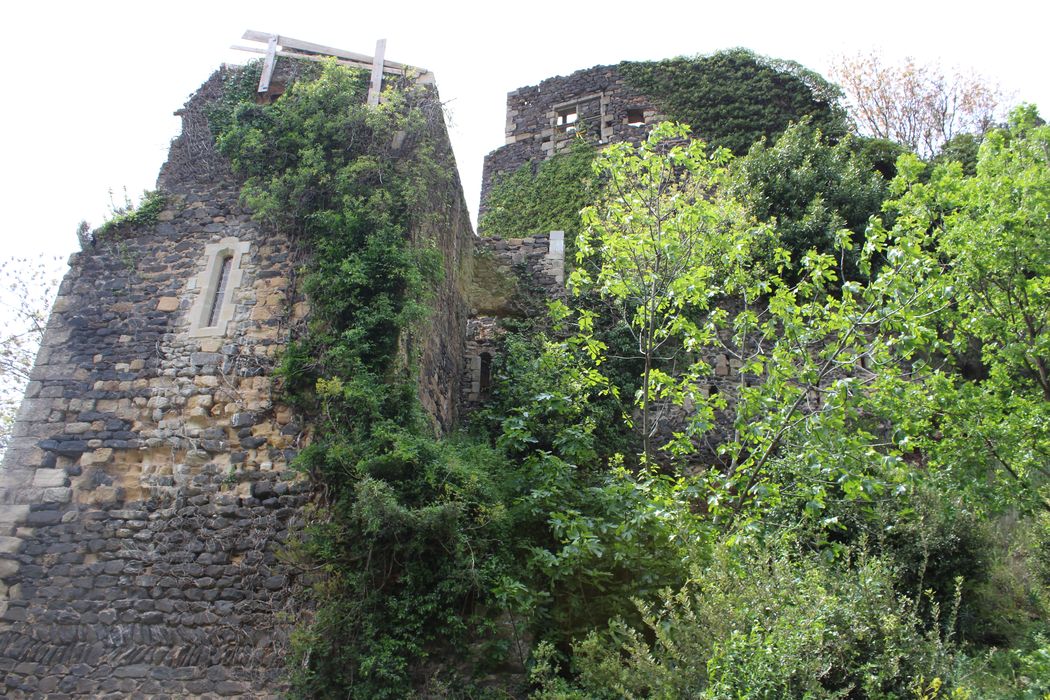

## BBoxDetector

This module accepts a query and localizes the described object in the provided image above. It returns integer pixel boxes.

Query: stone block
[26,509,63,526]
[0,469,34,489]
[32,469,67,488]
[42,488,73,503]
[0,536,23,554]
[190,352,221,366]
[80,449,113,467]
[230,412,256,428]
[0,505,30,525]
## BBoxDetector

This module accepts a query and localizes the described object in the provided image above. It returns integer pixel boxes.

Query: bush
[540,544,960,699]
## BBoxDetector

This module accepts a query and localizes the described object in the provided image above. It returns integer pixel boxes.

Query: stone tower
[0,54,474,696]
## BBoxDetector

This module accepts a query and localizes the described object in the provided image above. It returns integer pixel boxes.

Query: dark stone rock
[26,510,63,526]
[190,352,221,366]
[230,412,256,428]
[263,575,287,590]
[112,664,150,679]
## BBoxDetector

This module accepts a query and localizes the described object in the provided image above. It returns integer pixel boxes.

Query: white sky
[0,0,1045,265]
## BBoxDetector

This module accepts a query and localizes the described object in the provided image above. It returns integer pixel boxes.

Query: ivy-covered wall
[0,57,476,697]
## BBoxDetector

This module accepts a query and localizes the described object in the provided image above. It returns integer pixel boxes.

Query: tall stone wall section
[461,232,565,412]
[0,61,476,697]
[480,64,660,213]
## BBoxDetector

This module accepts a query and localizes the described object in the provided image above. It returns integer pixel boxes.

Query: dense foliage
[479,138,598,255]
[209,54,1048,698]
[620,48,848,155]
[733,121,888,281]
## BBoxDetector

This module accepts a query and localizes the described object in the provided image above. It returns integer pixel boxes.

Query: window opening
[556,106,578,134]
[479,352,493,396]
[627,108,646,126]
[207,255,234,327]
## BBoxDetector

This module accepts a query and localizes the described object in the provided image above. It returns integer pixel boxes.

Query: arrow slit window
[189,238,252,338]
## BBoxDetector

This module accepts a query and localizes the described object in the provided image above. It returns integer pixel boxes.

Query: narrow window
[479,352,493,396]
[207,255,233,327]
[627,108,645,126]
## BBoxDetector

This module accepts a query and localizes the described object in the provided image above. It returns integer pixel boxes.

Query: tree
[830,51,1004,158]
[571,122,760,462]
[733,120,888,281]
[872,105,1050,512]
[0,256,60,453]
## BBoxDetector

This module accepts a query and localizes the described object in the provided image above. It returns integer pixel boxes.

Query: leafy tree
[830,51,1004,158]
[932,132,982,175]
[571,122,761,462]
[853,135,914,180]
[620,48,848,155]
[734,121,888,281]
[869,105,1050,513]
[0,256,60,453]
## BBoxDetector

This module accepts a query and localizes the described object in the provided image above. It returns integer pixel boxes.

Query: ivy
[620,48,848,155]
[212,61,513,698]
[480,138,597,258]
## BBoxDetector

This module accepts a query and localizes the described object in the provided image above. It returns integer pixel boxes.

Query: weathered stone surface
[0,56,477,698]
[480,63,657,214]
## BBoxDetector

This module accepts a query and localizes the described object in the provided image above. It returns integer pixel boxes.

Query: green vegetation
[572,122,759,461]
[210,54,1047,698]
[620,48,848,155]
[480,138,598,256]
[733,120,887,281]
[94,189,167,238]
[213,61,514,698]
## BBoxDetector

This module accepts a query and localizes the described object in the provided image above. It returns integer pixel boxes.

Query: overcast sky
[1,0,1045,265]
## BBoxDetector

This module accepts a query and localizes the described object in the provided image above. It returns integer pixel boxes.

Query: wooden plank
[241,29,424,73]
[368,39,386,106]
[258,34,278,93]
[232,46,407,75]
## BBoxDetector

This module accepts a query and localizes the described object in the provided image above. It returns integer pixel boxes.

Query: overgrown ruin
[1,43,744,697]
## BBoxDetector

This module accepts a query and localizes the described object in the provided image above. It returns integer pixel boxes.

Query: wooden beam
[241,30,426,74]
[368,39,386,106]
[232,46,407,75]
[258,34,278,92]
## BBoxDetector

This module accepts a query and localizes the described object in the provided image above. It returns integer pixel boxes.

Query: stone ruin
[0,55,701,696]
[0,56,476,696]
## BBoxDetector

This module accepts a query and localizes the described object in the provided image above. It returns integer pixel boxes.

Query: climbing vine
[212,61,513,698]
[620,48,848,154]
[480,138,597,258]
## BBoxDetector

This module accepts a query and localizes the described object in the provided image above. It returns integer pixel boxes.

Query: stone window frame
[188,237,251,337]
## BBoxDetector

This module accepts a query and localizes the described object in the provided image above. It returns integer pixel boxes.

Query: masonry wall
[479,64,660,213]
[0,61,476,698]
[461,232,565,413]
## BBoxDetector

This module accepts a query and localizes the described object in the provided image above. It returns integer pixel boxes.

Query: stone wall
[0,60,476,697]
[480,64,660,212]
[409,143,477,436]
[461,232,565,412]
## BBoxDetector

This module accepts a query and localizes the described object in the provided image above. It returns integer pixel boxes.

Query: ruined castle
[0,43,684,697]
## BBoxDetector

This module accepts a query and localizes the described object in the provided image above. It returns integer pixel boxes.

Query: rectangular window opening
[556,106,578,134]
[627,108,646,126]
